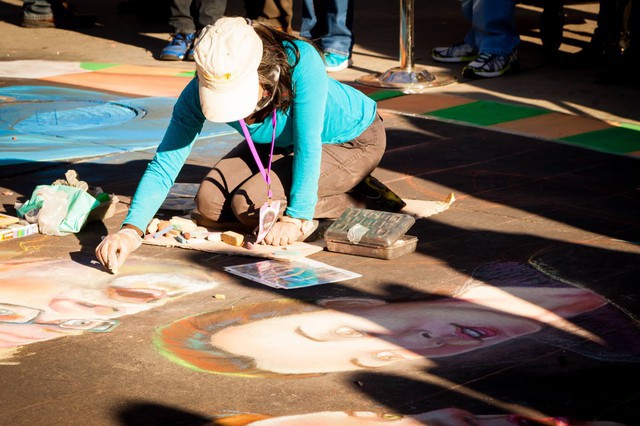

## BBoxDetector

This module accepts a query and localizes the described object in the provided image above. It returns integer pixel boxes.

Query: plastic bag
[36,186,69,236]
[17,184,100,236]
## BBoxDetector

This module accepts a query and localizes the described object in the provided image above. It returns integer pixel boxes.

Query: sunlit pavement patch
[0,60,90,79]
[374,91,640,158]
[0,86,235,166]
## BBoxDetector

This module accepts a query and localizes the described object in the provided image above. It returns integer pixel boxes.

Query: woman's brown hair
[250,21,324,117]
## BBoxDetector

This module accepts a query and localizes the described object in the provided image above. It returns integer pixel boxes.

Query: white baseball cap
[193,17,263,123]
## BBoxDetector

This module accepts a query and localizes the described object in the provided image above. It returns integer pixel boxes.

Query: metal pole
[356,0,455,92]
[400,0,413,69]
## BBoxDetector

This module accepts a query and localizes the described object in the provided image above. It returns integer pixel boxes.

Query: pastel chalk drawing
[210,409,626,426]
[0,60,92,80]
[0,86,237,166]
[154,262,640,377]
[0,258,218,362]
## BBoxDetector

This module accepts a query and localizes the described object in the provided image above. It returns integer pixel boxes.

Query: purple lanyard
[239,109,277,200]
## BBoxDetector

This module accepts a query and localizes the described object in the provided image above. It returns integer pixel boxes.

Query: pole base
[356,66,456,92]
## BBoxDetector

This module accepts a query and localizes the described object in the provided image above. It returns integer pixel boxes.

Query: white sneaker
[463,51,519,78]
[324,52,352,72]
[431,42,479,63]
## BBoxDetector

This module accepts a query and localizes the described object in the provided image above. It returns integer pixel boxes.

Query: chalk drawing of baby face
[214,409,625,426]
[155,262,612,376]
[0,258,217,352]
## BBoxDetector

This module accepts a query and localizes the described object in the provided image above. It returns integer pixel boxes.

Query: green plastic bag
[17,184,100,235]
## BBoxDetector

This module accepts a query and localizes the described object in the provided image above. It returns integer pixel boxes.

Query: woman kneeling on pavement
[96,16,386,273]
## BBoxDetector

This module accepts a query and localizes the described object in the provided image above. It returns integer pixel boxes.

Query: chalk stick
[0,213,20,228]
[152,224,174,239]
[221,231,244,246]
[206,232,222,242]
[157,220,172,231]
[170,216,198,232]
[146,218,161,235]
[184,226,209,240]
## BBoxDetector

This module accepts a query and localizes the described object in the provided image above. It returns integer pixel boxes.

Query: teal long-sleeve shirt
[124,39,377,232]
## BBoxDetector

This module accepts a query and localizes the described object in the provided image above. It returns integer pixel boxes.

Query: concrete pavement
[1,1,639,425]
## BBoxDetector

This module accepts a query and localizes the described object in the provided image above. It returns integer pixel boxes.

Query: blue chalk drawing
[0,86,238,166]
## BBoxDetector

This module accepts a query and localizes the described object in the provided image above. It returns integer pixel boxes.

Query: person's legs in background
[462,0,519,78]
[22,0,97,29]
[592,0,639,83]
[247,0,293,33]
[22,0,53,27]
[431,0,480,63]
[591,0,625,60]
[322,0,353,70]
[301,0,354,72]
[300,0,319,41]
[189,0,227,59]
[160,0,197,60]
[432,0,518,78]
[160,0,226,61]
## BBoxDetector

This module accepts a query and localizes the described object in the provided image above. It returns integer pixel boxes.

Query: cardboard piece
[400,193,456,219]
[142,234,323,262]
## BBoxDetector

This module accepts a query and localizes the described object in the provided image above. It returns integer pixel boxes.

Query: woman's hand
[263,216,304,246]
[263,216,318,246]
[95,228,142,274]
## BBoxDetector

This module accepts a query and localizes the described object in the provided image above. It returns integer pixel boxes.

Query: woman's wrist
[121,223,143,238]
[281,215,316,237]
[280,215,304,229]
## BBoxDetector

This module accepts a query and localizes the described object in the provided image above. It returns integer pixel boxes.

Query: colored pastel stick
[152,224,174,238]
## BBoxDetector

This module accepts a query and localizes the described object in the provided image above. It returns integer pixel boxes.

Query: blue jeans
[462,0,519,56]
[300,0,353,57]
[169,0,226,34]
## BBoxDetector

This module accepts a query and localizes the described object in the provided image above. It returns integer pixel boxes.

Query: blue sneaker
[324,52,352,72]
[185,44,195,62]
[159,33,195,61]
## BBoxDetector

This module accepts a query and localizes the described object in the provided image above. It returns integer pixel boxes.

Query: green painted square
[427,100,550,126]
[177,71,196,77]
[621,123,640,132]
[368,90,405,102]
[561,126,640,154]
[80,62,119,71]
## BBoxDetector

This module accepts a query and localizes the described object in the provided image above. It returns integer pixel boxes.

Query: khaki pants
[195,114,386,227]
[246,0,294,32]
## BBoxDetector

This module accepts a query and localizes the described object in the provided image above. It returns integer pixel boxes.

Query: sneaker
[185,44,195,62]
[352,174,406,212]
[462,51,518,78]
[431,42,478,63]
[159,33,195,61]
[324,52,352,72]
[22,12,55,28]
[22,1,97,29]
